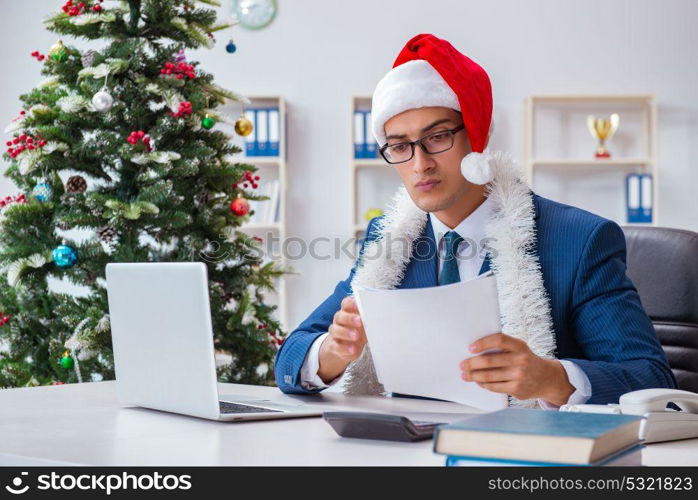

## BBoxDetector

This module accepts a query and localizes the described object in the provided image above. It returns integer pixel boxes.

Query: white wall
[2,0,697,330]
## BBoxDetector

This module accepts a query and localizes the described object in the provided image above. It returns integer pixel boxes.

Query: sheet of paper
[353,272,508,411]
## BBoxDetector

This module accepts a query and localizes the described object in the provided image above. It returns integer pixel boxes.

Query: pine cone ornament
[66,175,87,193]
[197,190,211,205]
[81,49,97,68]
[97,225,116,243]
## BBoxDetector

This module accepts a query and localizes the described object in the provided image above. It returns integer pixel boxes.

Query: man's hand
[317,296,367,384]
[460,333,575,406]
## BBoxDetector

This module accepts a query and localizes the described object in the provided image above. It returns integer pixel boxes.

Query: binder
[366,111,377,158]
[244,109,257,157]
[640,174,653,223]
[268,108,280,157]
[354,111,365,159]
[270,179,281,223]
[626,174,641,223]
[256,109,268,156]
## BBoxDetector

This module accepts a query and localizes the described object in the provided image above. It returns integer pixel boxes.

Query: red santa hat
[371,34,495,185]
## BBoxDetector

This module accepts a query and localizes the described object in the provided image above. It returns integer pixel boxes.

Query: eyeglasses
[379,124,466,165]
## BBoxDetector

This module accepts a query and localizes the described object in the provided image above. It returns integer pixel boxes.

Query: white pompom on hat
[371,34,495,185]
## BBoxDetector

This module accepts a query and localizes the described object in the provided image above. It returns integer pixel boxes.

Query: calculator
[323,411,444,442]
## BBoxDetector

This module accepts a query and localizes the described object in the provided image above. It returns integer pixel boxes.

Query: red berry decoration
[0,193,27,209]
[159,61,196,80]
[126,130,152,152]
[31,50,47,62]
[61,0,102,16]
[239,170,260,190]
[230,195,250,216]
[5,134,46,158]
[169,101,192,118]
[0,313,10,327]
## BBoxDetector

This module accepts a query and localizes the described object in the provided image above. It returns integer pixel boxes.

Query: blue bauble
[52,244,78,268]
[33,181,53,202]
[225,41,237,54]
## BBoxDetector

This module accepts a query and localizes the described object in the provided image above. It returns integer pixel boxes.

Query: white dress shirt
[299,196,591,409]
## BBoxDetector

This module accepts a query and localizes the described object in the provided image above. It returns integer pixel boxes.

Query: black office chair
[623,226,698,392]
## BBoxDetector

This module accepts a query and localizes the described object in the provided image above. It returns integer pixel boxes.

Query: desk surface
[0,381,696,466]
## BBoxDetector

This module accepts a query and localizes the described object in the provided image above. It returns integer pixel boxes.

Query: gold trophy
[586,113,620,158]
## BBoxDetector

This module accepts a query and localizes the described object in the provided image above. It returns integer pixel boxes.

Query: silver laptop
[106,262,322,422]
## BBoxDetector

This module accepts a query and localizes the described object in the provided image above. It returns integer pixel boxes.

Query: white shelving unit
[523,94,658,226]
[350,96,401,238]
[218,95,288,331]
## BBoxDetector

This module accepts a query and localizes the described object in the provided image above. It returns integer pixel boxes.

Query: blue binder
[256,109,268,156]
[626,173,653,224]
[354,110,366,159]
[639,173,653,223]
[244,108,257,157]
[365,110,378,158]
[268,107,280,157]
[626,173,641,223]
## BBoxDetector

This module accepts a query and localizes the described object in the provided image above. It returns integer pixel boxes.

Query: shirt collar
[429,194,494,246]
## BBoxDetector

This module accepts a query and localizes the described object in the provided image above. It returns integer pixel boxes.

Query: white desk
[0,381,695,466]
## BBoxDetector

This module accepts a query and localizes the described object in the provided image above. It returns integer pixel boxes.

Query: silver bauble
[92,90,114,112]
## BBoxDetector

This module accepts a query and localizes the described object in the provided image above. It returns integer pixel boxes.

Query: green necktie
[439,230,464,285]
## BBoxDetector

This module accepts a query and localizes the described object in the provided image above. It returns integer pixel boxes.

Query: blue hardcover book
[445,443,643,467]
[433,408,642,465]
[626,173,642,223]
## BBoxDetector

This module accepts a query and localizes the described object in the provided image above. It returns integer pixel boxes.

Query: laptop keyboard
[219,401,283,414]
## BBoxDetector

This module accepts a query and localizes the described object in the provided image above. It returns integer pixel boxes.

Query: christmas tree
[0,0,286,388]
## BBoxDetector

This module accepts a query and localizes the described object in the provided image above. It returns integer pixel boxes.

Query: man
[274,34,676,407]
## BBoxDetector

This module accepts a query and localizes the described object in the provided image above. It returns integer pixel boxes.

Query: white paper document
[353,272,508,411]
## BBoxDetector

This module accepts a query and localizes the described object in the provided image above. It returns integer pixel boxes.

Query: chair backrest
[622,226,698,392]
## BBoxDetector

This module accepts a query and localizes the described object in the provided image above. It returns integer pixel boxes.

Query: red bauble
[230,196,250,216]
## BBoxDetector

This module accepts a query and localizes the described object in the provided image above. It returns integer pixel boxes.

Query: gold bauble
[234,114,254,137]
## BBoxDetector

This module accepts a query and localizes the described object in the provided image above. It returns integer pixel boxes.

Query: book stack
[248,179,280,225]
[354,110,379,159]
[433,408,644,466]
[244,107,281,157]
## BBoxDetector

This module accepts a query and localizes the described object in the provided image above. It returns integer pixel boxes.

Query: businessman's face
[383,107,479,213]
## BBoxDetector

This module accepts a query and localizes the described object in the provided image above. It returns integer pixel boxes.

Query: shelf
[528,94,654,103]
[239,222,281,231]
[353,158,385,168]
[239,156,282,165]
[623,222,656,227]
[524,93,658,226]
[222,95,288,330]
[531,158,653,167]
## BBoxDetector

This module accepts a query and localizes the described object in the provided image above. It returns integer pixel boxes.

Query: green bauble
[50,40,67,62]
[201,116,215,129]
[60,354,74,369]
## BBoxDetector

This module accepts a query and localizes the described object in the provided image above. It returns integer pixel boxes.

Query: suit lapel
[398,216,438,289]
[479,254,491,275]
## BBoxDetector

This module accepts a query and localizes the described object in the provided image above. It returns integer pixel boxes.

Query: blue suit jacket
[274,193,677,404]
